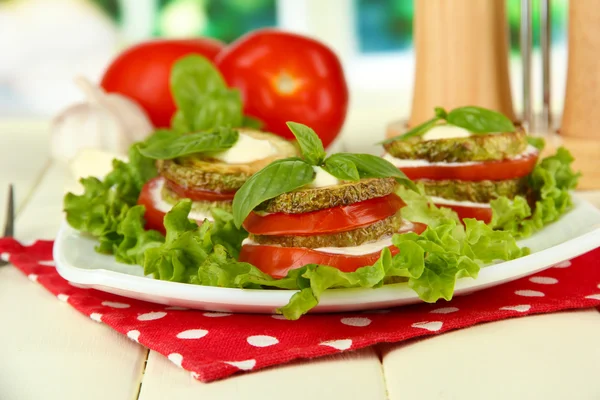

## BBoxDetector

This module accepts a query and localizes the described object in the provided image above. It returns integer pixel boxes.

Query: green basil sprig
[139,127,239,160]
[381,105,516,144]
[232,122,415,227]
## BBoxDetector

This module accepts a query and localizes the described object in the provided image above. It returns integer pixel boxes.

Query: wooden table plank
[0,160,148,400]
[382,309,600,400]
[138,348,387,400]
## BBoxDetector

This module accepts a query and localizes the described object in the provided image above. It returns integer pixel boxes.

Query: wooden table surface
[1,121,600,400]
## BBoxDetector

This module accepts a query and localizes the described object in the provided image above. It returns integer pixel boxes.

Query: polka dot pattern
[127,330,141,343]
[57,294,69,302]
[500,304,531,313]
[102,301,130,309]
[411,321,443,332]
[225,360,256,371]
[168,353,183,368]
[28,274,38,282]
[320,339,352,350]
[203,312,232,317]
[247,335,279,347]
[137,311,167,321]
[430,307,459,314]
[1,238,599,384]
[529,276,558,285]
[90,313,103,322]
[177,329,208,339]
[340,317,371,327]
[515,290,545,297]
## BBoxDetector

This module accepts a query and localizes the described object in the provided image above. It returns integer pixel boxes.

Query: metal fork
[0,184,15,267]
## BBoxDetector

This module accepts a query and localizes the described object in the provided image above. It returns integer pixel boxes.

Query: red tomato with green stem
[215,29,349,148]
[100,38,226,128]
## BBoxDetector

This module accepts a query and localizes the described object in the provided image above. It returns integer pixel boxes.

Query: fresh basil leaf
[242,115,264,129]
[527,136,546,151]
[434,107,448,119]
[446,106,515,133]
[232,158,315,227]
[189,89,244,131]
[380,117,440,144]
[172,110,191,134]
[323,154,360,181]
[286,122,327,165]
[170,55,227,118]
[327,153,417,190]
[139,127,239,160]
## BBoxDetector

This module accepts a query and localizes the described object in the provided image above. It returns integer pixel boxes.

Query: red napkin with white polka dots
[1,238,599,383]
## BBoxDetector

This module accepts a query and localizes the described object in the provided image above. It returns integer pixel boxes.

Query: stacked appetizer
[382,106,539,223]
[232,122,423,278]
[137,128,297,233]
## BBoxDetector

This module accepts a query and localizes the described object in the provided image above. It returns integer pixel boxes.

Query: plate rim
[53,195,600,308]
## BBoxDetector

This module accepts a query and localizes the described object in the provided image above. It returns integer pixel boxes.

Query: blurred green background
[87,0,567,52]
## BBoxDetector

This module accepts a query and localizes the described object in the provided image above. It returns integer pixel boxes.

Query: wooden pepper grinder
[407,0,516,127]
[547,0,600,189]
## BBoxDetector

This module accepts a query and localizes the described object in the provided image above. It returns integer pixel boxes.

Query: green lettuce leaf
[63,143,159,254]
[491,147,580,237]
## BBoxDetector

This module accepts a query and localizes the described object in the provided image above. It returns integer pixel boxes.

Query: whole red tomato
[100,38,225,128]
[215,29,348,148]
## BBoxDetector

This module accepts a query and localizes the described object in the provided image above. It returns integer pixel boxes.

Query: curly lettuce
[138,198,526,320]
[491,147,581,237]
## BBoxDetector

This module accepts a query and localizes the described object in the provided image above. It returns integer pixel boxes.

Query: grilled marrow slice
[383,129,528,163]
[157,130,297,192]
[259,177,397,214]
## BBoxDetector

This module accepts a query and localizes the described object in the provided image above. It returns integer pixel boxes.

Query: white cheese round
[211,133,278,164]
[307,166,340,188]
[422,125,472,141]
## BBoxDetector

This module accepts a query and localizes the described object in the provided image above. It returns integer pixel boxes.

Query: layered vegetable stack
[239,176,426,278]
[137,128,296,233]
[382,107,579,236]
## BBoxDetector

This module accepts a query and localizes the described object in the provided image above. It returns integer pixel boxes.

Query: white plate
[54,196,600,314]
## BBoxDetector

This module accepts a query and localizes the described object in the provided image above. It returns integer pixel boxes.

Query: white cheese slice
[242,221,416,256]
[383,145,539,168]
[150,178,214,221]
[211,132,278,164]
[429,196,491,208]
[307,166,340,188]
[422,125,472,141]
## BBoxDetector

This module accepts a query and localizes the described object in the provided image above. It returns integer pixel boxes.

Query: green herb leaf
[527,136,546,151]
[242,115,264,129]
[170,55,228,118]
[434,107,448,119]
[188,89,244,132]
[323,154,360,181]
[446,106,515,133]
[169,55,245,133]
[491,147,580,237]
[380,117,440,144]
[286,122,327,165]
[327,153,417,190]
[139,127,239,160]
[232,158,315,227]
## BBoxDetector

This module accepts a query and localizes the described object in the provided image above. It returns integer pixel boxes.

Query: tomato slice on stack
[243,194,405,236]
[400,151,538,182]
[240,222,426,278]
[164,179,236,202]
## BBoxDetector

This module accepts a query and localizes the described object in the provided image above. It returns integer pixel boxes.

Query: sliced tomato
[243,194,405,236]
[137,177,209,235]
[165,179,235,202]
[399,151,538,182]
[239,222,426,278]
[434,203,493,224]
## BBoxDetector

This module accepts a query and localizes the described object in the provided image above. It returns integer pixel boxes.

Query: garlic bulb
[50,76,154,162]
